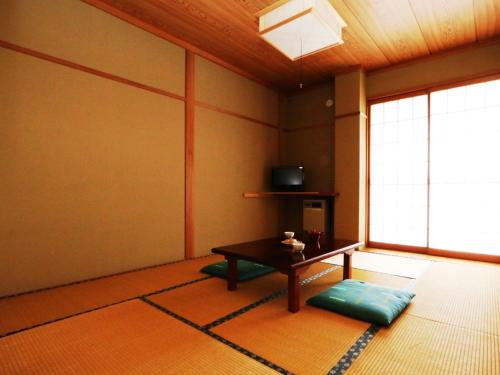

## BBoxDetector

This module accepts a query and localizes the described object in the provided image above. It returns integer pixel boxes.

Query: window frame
[366,73,500,263]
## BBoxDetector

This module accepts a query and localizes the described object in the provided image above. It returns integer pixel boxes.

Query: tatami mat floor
[0,255,223,337]
[0,300,278,375]
[347,314,500,375]
[211,268,409,375]
[0,249,499,374]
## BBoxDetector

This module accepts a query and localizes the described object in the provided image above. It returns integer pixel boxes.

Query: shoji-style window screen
[369,77,500,256]
[429,80,500,255]
[369,95,428,247]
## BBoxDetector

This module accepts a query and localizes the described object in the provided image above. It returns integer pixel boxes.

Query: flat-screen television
[272,166,304,191]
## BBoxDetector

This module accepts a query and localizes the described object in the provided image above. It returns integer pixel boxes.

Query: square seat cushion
[200,260,275,281]
[307,279,415,326]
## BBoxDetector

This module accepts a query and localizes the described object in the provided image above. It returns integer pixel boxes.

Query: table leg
[343,250,354,279]
[226,257,237,291]
[288,270,300,313]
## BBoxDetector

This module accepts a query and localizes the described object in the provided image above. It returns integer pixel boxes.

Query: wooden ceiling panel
[409,0,476,52]
[474,0,500,40]
[91,0,500,91]
[236,0,276,15]
[342,0,431,63]
[328,0,391,68]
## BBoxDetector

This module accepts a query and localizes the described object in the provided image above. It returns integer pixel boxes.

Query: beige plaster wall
[367,42,500,99]
[0,0,186,296]
[0,0,185,95]
[0,49,185,296]
[195,56,279,126]
[193,108,281,256]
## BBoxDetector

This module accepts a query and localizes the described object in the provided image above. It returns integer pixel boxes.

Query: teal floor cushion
[307,279,415,326]
[201,260,275,281]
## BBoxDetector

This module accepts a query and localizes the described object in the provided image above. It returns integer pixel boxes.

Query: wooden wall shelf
[243,192,339,198]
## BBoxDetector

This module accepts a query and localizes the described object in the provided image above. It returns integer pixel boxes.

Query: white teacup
[284,231,295,239]
[292,242,305,252]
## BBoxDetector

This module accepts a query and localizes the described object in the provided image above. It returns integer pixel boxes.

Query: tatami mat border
[1,295,136,340]
[141,298,292,375]
[327,325,381,375]
[325,269,419,374]
[139,266,342,374]
[203,265,341,330]
[143,275,213,298]
[0,275,212,339]
[203,287,287,330]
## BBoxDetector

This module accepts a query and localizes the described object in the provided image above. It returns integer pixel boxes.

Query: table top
[212,236,363,271]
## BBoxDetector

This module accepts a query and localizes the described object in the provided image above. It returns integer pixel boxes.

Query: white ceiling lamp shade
[258,0,347,60]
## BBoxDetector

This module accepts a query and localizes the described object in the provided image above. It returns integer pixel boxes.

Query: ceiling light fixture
[258,0,347,60]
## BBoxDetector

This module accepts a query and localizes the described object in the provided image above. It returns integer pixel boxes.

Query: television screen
[272,166,304,191]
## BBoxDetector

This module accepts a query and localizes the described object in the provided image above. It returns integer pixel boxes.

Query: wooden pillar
[185,51,195,259]
[334,69,367,242]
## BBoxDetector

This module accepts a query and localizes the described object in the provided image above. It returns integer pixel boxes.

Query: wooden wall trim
[0,39,185,101]
[282,111,367,133]
[335,111,367,120]
[283,123,333,132]
[367,70,500,101]
[364,105,371,245]
[82,0,279,93]
[0,39,280,133]
[195,101,278,129]
[184,51,195,260]
[368,89,429,105]
[426,93,431,248]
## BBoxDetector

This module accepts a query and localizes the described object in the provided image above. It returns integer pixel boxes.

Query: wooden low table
[212,237,363,312]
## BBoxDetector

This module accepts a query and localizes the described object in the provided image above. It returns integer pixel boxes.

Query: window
[368,77,500,256]
[369,95,428,247]
[429,80,500,255]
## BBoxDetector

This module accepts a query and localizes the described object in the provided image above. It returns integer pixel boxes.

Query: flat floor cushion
[201,260,275,281]
[307,279,415,326]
